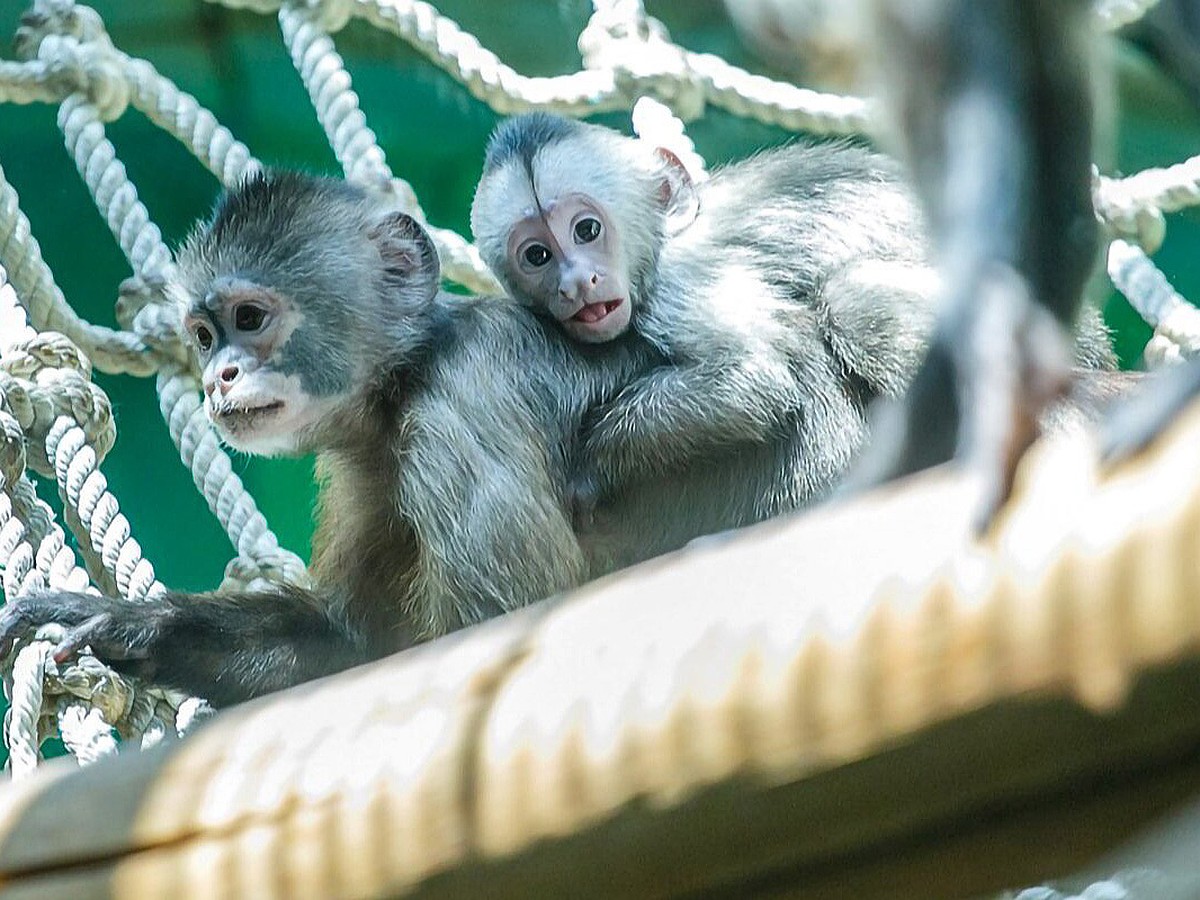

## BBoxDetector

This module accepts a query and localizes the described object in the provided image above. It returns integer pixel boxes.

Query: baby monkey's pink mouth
[571,299,624,325]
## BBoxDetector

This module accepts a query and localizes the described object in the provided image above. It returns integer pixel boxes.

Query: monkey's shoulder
[415,297,642,422]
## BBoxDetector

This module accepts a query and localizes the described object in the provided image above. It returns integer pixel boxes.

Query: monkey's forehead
[471,133,655,237]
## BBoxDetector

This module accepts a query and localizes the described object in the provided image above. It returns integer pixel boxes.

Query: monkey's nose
[216,365,240,395]
[561,272,599,302]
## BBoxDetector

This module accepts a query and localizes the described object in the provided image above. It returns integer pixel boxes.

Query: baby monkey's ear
[655,147,700,236]
[367,211,442,301]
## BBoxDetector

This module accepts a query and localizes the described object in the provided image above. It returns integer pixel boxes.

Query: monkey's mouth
[570,299,623,325]
[211,399,285,428]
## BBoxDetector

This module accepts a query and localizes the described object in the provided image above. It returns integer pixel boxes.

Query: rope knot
[0,332,115,472]
[222,552,312,593]
[117,273,189,363]
[0,404,28,491]
[14,1,109,60]
[579,5,704,121]
[302,0,353,34]
[1094,170,1167,255]
[49,653,134,725]
[35,34,130,122]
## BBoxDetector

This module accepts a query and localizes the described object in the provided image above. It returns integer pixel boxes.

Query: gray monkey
[0,172,651,705]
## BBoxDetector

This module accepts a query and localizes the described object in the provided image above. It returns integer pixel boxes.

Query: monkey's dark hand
[1,586,370,706]
[1101,359,1200,465]
[0,592,164,681]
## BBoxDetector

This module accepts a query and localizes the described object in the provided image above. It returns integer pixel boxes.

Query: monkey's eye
[233,304,268,332]
[193,325,214,354]
[573,217,602,244]
[523,244,552,268]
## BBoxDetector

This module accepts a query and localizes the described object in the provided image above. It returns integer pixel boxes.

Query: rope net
[0,0,1196,775]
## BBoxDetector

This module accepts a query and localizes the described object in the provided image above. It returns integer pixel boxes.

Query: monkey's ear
[367,212,441,300]
[655,147,699,235]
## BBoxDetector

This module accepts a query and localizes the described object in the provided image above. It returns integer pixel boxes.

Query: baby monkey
[471,113,1120,517]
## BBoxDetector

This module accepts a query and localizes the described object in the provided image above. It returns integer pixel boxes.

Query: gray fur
[0,158,1131,706]
[180,171,392,399]
[184,171,660,641]
[475,116,1121,535]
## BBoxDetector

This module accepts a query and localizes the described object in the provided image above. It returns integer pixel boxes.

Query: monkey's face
[504,192,633,343]
[182,276,349,457]
[174,172,444,457]
[472,118,701,345]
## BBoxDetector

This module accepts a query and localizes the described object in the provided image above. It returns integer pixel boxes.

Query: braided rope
[0,0,1194,774]
[0,270,165,777]
[0,160,154,376]
[1096,154,1200,247]
[1108,239,1200,368]
[278,0,501,293]
[156,369,309,588]
[632,96,709,182]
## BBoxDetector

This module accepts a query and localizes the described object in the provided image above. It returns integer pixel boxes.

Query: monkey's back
[393,297,657,631]
[591,142,932,563]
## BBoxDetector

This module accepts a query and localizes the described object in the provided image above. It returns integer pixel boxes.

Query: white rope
[1094,0,1163,31]
[277,0,501,293]
[1108,240,1200,367]
[0,264,195,775]
[1096,155,1200,252]
[632,96,708,183]
[0,160,155,376]
[0,0,1193,773]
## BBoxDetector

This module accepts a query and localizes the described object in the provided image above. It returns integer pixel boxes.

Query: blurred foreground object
[0,395,1198,897]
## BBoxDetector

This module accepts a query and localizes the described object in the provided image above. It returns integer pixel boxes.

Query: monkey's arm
[576,354,802,499]
[0,586,369,708]
[849,0,1098,529]
[1101,359,1200,462]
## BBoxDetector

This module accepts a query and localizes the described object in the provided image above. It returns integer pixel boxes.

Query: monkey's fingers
[0,591,99,658]
[52,611,153,667]
[1100,359,1200,465]
[0,593,160,685]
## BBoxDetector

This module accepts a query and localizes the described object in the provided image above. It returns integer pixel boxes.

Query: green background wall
[0,0,1196,664]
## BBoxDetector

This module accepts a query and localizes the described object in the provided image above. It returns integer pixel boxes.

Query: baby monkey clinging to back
[471,113,1119,518]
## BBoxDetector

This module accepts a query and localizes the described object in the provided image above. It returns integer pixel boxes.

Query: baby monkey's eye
[194,325,214,354]
[523,244,552,268]
[573,217,601,243]
[234,304,268,332]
